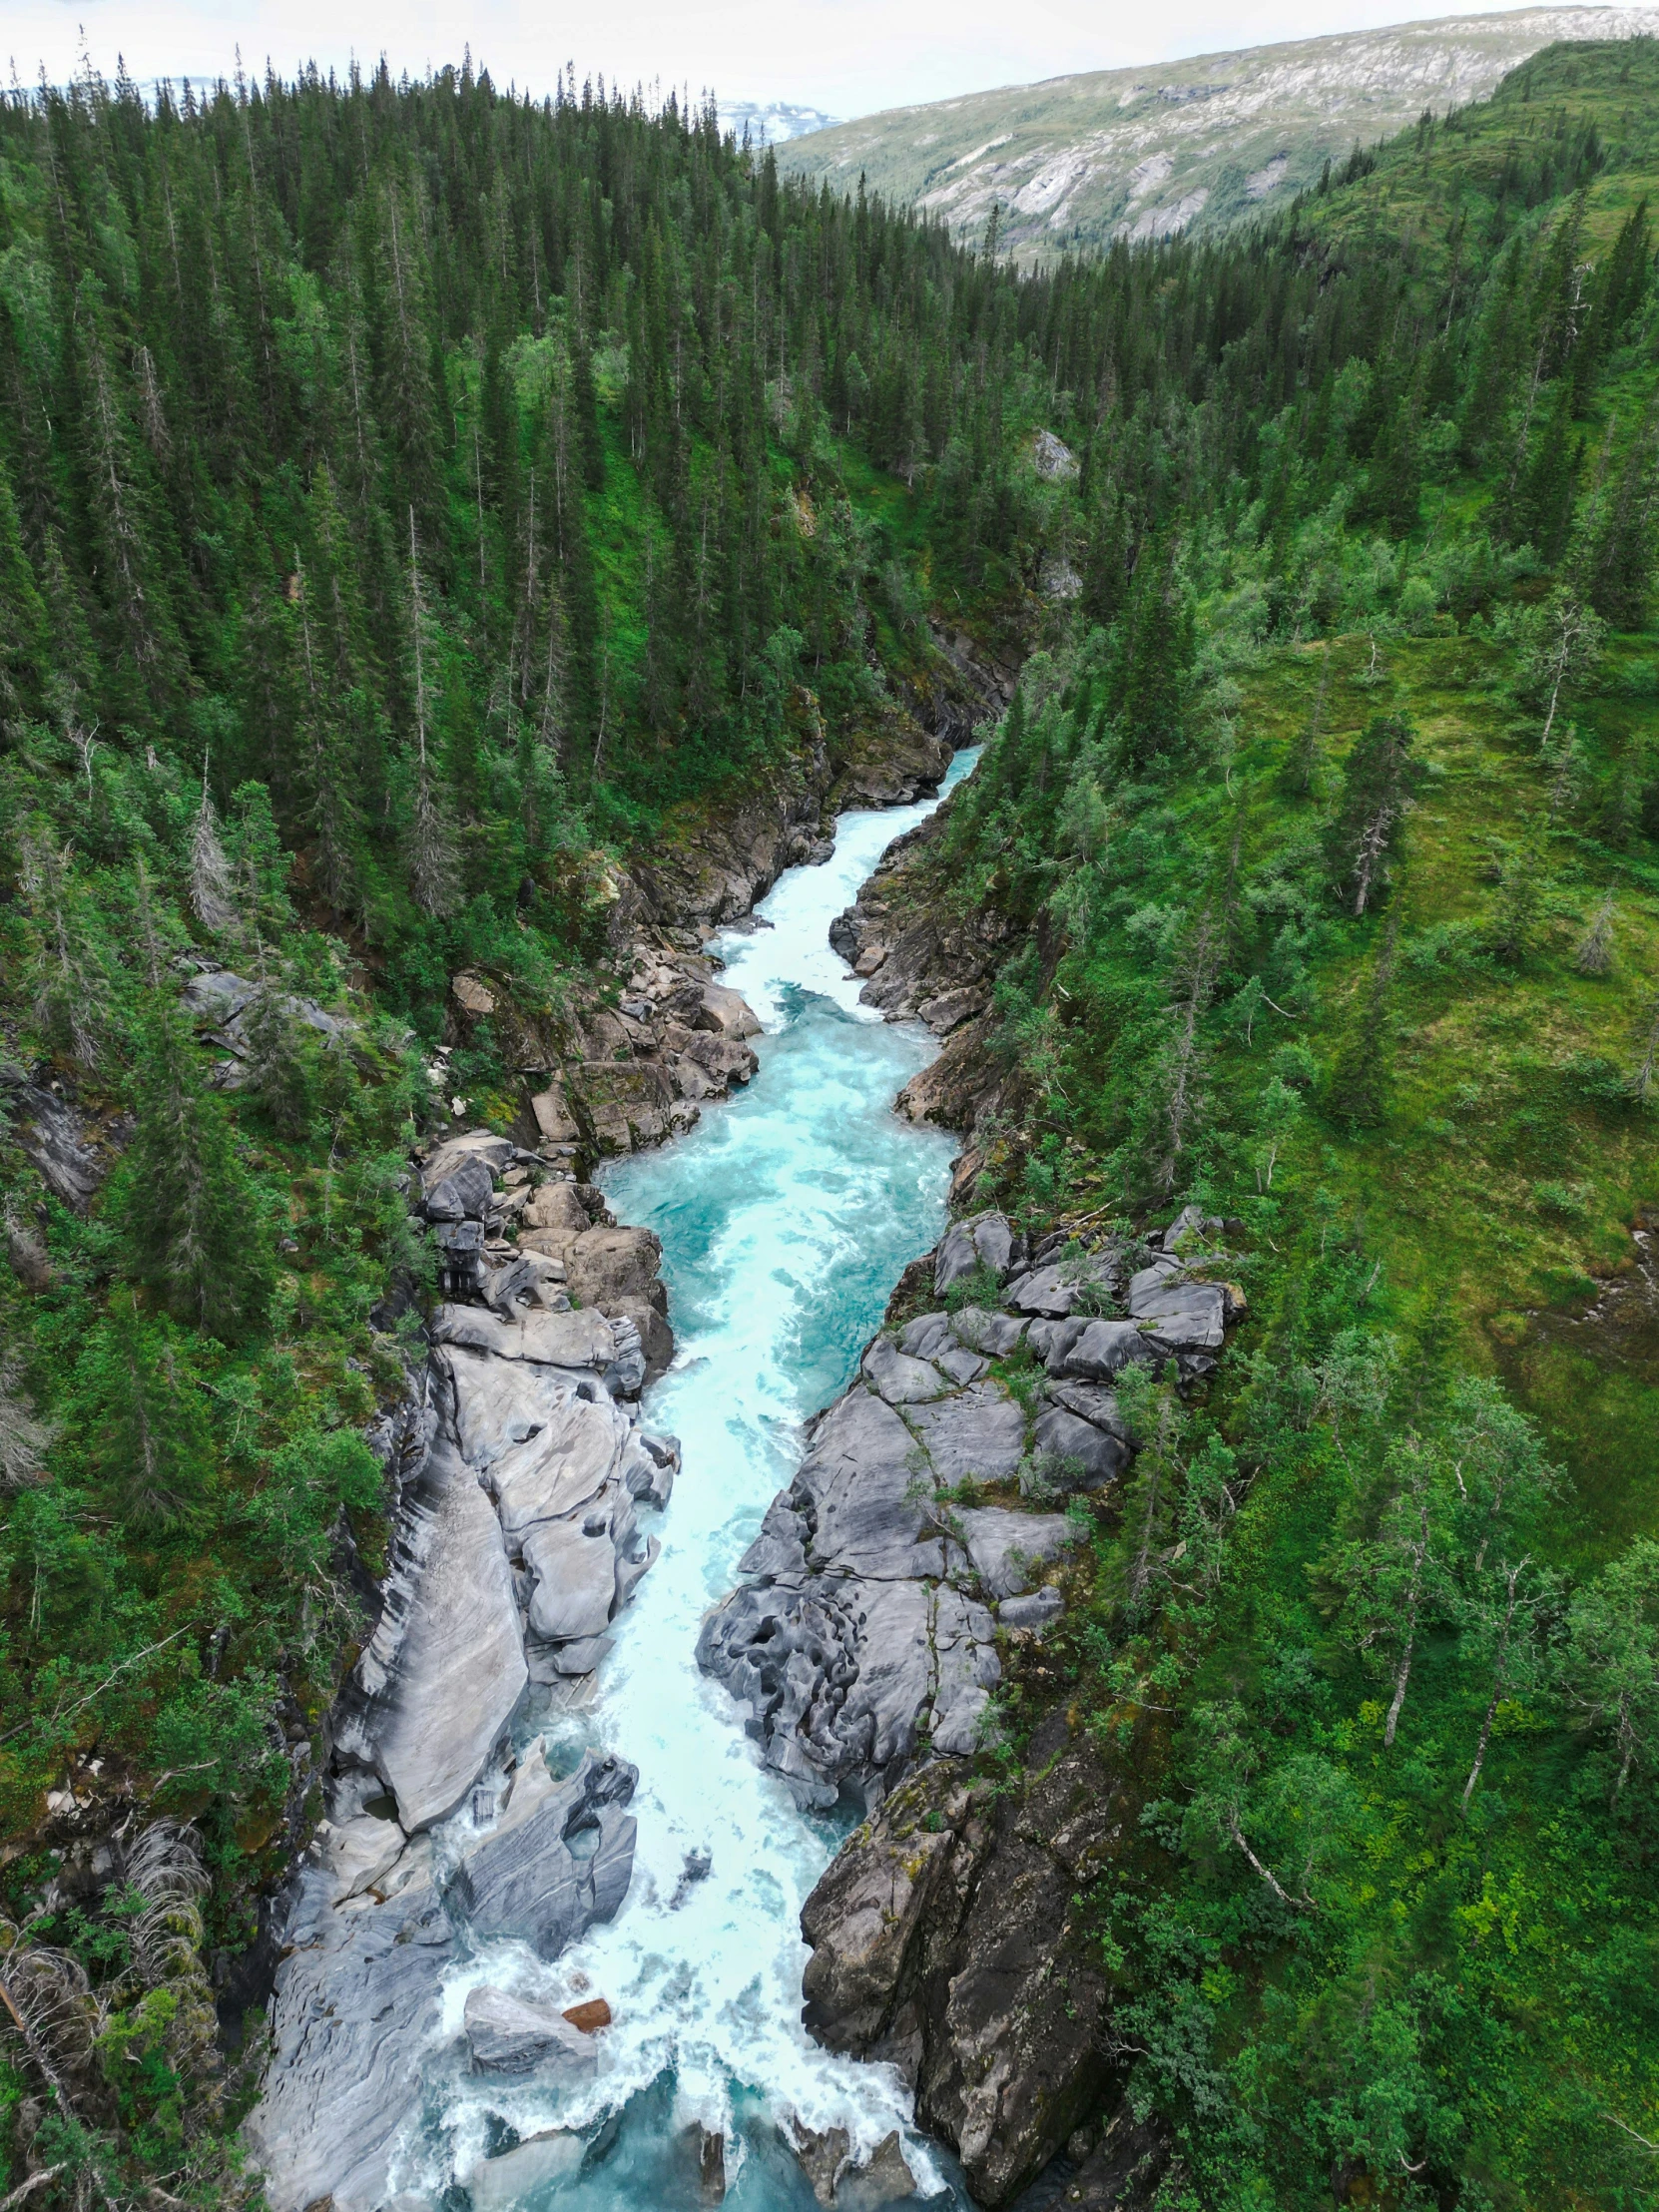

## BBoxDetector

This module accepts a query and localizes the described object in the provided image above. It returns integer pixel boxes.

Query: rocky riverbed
[696,1204,1243,2208]
[248,1126,685,2211]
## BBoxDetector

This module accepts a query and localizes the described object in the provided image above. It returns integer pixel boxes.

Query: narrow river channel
[427,752,980,2207]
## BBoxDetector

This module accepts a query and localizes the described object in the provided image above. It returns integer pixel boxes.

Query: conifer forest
[1,32,1659,2210]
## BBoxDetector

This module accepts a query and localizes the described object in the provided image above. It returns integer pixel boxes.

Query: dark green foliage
[1324,713,1417,916]
[120,1007,274,1343]
[2,32,1659,2211]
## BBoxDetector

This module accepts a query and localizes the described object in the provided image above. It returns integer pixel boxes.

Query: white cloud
[3,0,1573,123]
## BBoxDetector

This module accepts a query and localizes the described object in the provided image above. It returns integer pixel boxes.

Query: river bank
[247,761,985,2209]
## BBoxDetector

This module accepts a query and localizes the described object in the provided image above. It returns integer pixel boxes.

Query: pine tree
[401,508,459,916]
[122,1003,273,1343]
[1326,714,1416,916]
[75,1291,216,1531]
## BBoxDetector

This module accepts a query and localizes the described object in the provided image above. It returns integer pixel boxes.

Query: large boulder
[934,1212,1016,1295]
[954,1507,1074,1600]
[448,1747,638,1958]
[462,1985,596,2078]
[800,1718,1136,2208]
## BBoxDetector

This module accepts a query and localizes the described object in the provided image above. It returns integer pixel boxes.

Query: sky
[3,0,1590,122]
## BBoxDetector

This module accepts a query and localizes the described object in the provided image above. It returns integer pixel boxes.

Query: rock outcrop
[694,1202,1245,2206]
[699,1207,1246,1817]
[250,1134,677,2210]
[798,1733,1173,2209]
[247,1742,636,2212]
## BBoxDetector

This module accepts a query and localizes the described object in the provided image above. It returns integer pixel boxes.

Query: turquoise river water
[424,752,980,2208]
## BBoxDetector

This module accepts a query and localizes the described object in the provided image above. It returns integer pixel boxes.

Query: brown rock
[561,1997,611,2033]
[527,1081,581,1147]
[567,1226,666,1312]
[523,1181,592,1235]
[896,1017,994,1130]
[800,1716,1134,2208]
[696,983,762,1040]
[451,972,496,1017]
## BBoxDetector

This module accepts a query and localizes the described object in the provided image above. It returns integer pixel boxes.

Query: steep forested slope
[839,36,1659,2209]
[0,34,1656,2208]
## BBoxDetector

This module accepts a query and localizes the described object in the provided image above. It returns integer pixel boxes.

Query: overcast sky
[6,0,1575,121]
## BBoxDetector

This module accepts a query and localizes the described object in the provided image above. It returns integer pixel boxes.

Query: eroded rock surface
[251,1136,675,2211]
[248,1740,633,2212]
[799,1726,1171,2210]
[701,1209,1246,1816]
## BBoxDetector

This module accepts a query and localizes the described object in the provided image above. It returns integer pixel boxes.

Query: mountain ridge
[779,4,1659,256]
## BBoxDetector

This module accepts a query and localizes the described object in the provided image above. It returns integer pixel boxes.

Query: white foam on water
[421,753,979,2207]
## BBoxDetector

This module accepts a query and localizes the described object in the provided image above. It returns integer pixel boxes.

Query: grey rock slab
[795,1386,948,1581]
[903,1382,1026,1485]
[1031,1405,1130,1489]
[1004,1250,1121,1318]
[0,1070,104,1213]
[522,1505,630,1641]
[862,1337,949,1404]
[741,1491,811,1581]
[1026,1316,1086,1370]
[444,1351,602,1471]
[955,1506,1075,1599]
[898,1312,953,1361]
[314,1814,407,1902]
[949,1306,1026,1358]
[468,2131,585,2211]
[934,1344,989,1386]
[245,1864,453,2212]
[182,969,258,1023]
[423,1156,494,1223]
[486,1394,631,1545]
[934,1211,1014,1295]
[930,1585,1000,1756]
[999,1587,1065,1632]
[1047,1319,1161,1382]
[1044,1381,1129,1437]
[463,1985,597,2077]
[433,1302,619,1373]
[450,1746,638,1958]
[332,1420,526,1834]
[1128,1276,1227,1351]
[699,1571,986,1812]
[421,1130,516,1192]
[526,1631,614,1680]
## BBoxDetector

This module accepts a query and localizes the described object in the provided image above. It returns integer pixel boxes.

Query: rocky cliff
[702,1202,1248,2204]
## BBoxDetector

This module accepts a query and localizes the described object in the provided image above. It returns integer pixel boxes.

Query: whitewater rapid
[423,755,978,2206]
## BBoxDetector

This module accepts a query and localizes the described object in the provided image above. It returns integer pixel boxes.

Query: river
[425,752,979,2206]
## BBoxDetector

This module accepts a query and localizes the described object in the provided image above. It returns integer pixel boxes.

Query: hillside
[804,35,1659,2205]
[0,29,1658,2211]
[781,3,1659,257]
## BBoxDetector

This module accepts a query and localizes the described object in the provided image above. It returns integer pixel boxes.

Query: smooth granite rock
[1030,1404,1130,1488]
[934,1211,1016,1295]
[463,1984,597,2077]
[332,1407,527,1834]
[901,1382,1027,1485]
[862,1338,949,1405]
[448,1746,638,1958]
[246,1863,454,2212]
[954,1507,1075,1599]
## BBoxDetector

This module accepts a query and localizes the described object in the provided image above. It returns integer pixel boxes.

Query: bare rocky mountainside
[780,4,1659,256]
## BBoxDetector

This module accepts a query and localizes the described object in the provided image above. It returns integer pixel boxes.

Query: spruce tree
[122,1002,273,1343]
